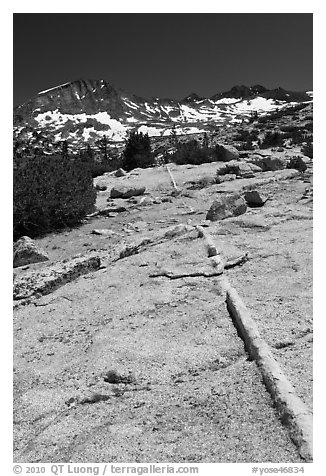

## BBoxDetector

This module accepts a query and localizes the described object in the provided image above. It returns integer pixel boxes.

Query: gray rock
[206,193,247,221]
[248,154,287,171]
[215,143,239,162]
[91,229,118,236]
[100,205,127,214]
[110,185,146,199]
[218,160,260,178]
[249,163,263,173]
[228,161,256,178]
[13,236,49,268]
[244,190,268,207]
[95,184,107,191]
[115,168,127,177]
[138,196,154,206]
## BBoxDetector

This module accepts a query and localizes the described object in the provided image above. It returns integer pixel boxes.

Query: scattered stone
[102,370,135,385]
[95,184,107,191]
[215,143,239,162]
[129,221,148,232]
[244,190,268,207]
[14,236,49,268]
[138,196,154,206]
[100,206,127,214]
[91,229,118,236]
[103,370,122,384]
[206,193,247,221]
[110,185,146,199]
[299,185,313,202]
[163,224,194,239]
[115,168,127,177]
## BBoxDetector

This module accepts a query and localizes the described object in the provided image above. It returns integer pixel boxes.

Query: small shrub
[287,156,307,172]
[301,142,313,159]
[14,154,96,239]
[172,140,214,165]
[260,131,284,148]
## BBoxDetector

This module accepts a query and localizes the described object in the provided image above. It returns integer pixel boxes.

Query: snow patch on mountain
[230,97,279,114]
[211,97,240,105]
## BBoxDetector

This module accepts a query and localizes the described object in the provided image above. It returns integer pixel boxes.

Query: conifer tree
[122,131,154,171]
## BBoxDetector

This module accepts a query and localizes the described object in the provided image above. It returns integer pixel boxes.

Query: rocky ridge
[14,79,312,147]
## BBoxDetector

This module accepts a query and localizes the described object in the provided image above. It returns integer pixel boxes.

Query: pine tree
[202,132,209,149]
[97,136,109,161]
[60,140,69,159]
[122,131,154,171]
[170,124,178,148]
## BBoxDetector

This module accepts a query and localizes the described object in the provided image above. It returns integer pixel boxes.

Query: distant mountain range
[14,79,313,146]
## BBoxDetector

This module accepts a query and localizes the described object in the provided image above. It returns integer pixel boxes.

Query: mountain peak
[14,78,312,148]
[182,92,203,103]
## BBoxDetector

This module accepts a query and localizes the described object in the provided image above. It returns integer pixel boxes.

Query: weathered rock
[91,229,118,236]
[206,194,247,221]
[226,160,256,178]
[244,190,268,207]
[163,224,194,238]
[215,143,239,162]
[218,161,261,178]
[138,196,154,206]
[248,154,287,171]
[100,206,127,214]
[287,156,307,172]
[95,184,107,191]
[14,237,49,268]
[110,185,146,199]
[13,252,101,300]
[115,168,127,177]
[249,163,263,173]
[238,150,251,158]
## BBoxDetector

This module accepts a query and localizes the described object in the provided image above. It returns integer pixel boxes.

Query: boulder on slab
[13,236,49,268]
[110,185,146,199]
[226,160,256,178]
[101,205,127,214]
[215,143,239,162]
[91,229,118,236]
[244,190,268,207]
[206,193,247,221]
[138,196,155,206]
[249,163,263,173]
[248,154,287,171]
[115,168,127,177]
[95,184,107,191]
[218,161,261,178]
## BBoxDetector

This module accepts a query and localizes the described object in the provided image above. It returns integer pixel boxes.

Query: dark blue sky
[13,13,313,106]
